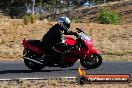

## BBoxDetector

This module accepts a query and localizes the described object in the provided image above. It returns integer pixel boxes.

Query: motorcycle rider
[42,17,77,62]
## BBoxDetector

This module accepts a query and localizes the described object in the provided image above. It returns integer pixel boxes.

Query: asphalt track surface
[0,61,132,79]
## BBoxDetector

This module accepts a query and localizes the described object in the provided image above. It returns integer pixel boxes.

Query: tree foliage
[0,0,120,18]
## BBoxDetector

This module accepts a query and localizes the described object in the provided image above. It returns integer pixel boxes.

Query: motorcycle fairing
[84,40,100,56]
[64,36,76,46]
[22,39,46,54]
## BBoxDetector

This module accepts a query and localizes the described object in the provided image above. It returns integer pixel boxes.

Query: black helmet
[57,17,70,31]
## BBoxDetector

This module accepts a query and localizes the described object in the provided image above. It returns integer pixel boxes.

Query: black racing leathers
[42,23,76,54]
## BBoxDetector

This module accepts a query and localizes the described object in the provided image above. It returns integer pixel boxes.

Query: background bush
[97,8,120,24]
[30,15,36,24]
[23,14,36,25]
[23,14,31,25]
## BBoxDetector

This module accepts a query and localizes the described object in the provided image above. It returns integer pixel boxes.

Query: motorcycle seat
[28,40,43,48]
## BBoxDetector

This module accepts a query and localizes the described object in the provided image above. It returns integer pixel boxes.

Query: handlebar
[72,28,84,38]
[69,28,84,39]
[76,28,84,33]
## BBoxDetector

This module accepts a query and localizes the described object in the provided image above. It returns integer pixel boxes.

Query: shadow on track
[0,68,82,74]
[0,69,62,74]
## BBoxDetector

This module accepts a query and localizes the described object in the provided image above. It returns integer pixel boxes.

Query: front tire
[80,54,102,69]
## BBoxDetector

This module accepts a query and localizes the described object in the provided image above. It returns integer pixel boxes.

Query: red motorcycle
[22,28,102,70]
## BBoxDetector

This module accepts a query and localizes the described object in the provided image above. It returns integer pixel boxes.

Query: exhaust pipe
[24,57,43,65]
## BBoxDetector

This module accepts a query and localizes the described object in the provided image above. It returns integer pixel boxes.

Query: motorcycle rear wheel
[24,59,44,71]
[23,48,45,71]
[80,54,102,69]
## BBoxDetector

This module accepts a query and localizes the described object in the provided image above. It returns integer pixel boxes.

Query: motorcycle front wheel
[80,54,102,69]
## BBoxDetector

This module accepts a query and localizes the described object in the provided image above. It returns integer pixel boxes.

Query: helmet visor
[59,22,69,31]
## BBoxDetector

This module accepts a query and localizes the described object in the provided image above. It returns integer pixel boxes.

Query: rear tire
[24,59,44,71]
[80,54,102,69]
[23,48,45,71]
